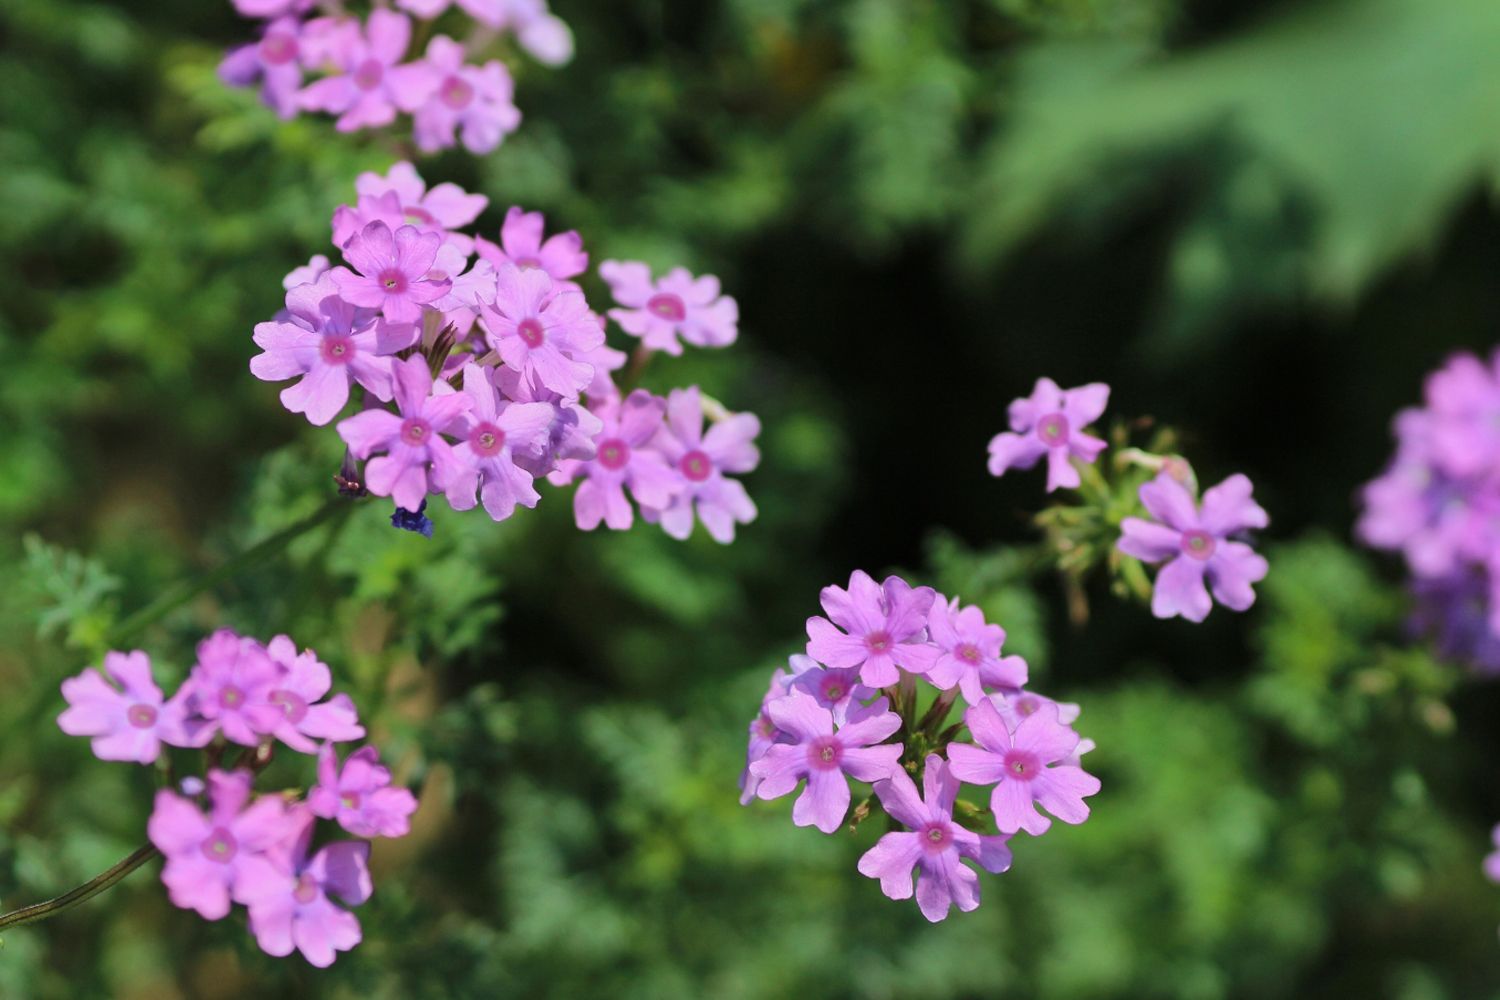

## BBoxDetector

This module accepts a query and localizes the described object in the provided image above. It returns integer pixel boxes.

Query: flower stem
[0,844,159,933]
[104,496,357,647]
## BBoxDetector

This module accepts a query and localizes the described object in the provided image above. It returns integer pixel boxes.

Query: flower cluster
[740,571,1099,922]
[250,161,758,542]
[986,376,1270,623]
[220,0,571,154]
[58,632,416,967]
[1357,349,1500,671]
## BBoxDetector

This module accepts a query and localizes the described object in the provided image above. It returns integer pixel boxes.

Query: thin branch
[0,845,160,933]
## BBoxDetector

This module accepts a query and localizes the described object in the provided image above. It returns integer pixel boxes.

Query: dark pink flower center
[440,75,474,109]
[820,677,845,703]
[956,643,982,664]
[260,32,298,65]
[127,703,158,729]
[679,449,713,482]
[293,872,321,905]
[1003,749,1040,781]
[1181,529,1217,560]
[353,58,384,91]
[320,334,354,365]
[807,736,843,771]
[865,630,891,653]
[597,438,630,470]
[269,689,308,724]
[378,268,408,293]
[219,685,245,710]
[401,418,431,446]
[922,822,952,851]
[514,256,542,270]
[754,714,776,739]
[471,422,506,457]
[341,791,362,810]
[1036,412,1070,446]
[646,293,686,322]
[404,206,435,226]
[201,828,238,864]
[1014,695,1040,717]
[517,318,545,348]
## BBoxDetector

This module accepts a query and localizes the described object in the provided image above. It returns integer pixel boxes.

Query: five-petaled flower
[987,378,1110,492]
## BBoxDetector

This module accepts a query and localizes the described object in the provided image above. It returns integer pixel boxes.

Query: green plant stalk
[0,844,160,933]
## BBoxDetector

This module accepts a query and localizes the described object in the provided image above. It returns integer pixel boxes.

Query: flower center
[268,689,308,724]
[401,418,431,446]
[201,828,238,864]
[378,268,408,293]
[754,714,776,739]
[1003,750,1040,781]
[1014,695,1040,717]
[596,438,630,470]
[679,449,713,482]
[1036,412,1070,446]
[353,58,384,91]
[807,737,843,771]
[293,872,320,905]
[1181,529,1217,560]
[341,791,362,810]
[259,32,298,65]
[219,685,245,710]
[127,703,158,729]
[646,293,686,322]
[440,75,474,109]
[515,256,542,270]
[517,318,545,348]
[471,422,506,457]
[822,680,845,703]
[956,643,982,664]
[865,630,891,653]
[320,335,354,365]
[922,822,952,851]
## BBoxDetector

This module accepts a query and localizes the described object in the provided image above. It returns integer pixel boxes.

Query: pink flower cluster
[740,571,1099,922]
[250,162,758,542]
[220,0,570,154]
[1358,349,1500,671]
[57,632,416,967]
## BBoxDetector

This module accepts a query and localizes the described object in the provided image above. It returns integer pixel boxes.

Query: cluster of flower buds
[1358,349,1500,672]
[57,632,416,967]
[220,0,572,154]
[987,377,1270,623]
[250,161,759,542]
[740,571,1100,921]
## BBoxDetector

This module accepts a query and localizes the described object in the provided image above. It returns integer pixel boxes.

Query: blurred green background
[5,0,1500,996]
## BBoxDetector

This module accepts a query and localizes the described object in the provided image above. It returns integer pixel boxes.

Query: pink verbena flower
[476,206,587,287]
[57,651,203,763]
[262,635,364,754]
[441,363,557,521]
[251,274,415,426]
[497,366,605,476]
[1486,824,1500,884]
[786,657,874,726]
[284,254,330,290]
[646,387,759,543]
[340,160,488,255]
[805,570,938,688]
[548,389,680,532]
[924,596,1028,705]
[857,755,1013,922]
[243,808,372,967]
[987,377,1110,492]
[310,745,419,838]
[739,661,797,805]
[1424,350,1500,479]
[479,264,603,398]
[219,17,305,118]
[599,261,738,355]
[947,699,1100,836]
[337,355,472,511]
[332,221,452,326]
[749,690,902,833]
[404,37,521,155]
[298,10,432,132]
[987,688,1080,733]
[1117,471,1270,622]
[148,770,293,920]
[183,630,285,747]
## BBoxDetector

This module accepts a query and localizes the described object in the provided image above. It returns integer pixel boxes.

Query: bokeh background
[5,0,1500,996]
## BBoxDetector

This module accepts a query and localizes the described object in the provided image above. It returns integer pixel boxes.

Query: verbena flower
[441,363,557,521]
[786,657,873,726]
[58,651,203,763]
[480,264,603,397]
[739,663,796,805]
[298,10,431,132]
[646,387,759,543]
[549,389,680,531]
[332,220,452,325]
[924,596,1028,705]
[476,206,588,287]
[262,635,365,753]
[310,744,420,838]
[805,570,938,688]
[987,377,1110,492]
[219,17,305,118]
[599,261,739,355]
[404,36,521,154]
[182,631,285,747]
[243,808,372,968]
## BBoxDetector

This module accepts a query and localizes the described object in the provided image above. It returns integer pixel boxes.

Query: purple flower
[441,363,557,521]
[498,366,606,476]
[924,597,1028,705]
[219,17,305,118]
[987,688,1081,733]
[805,571,939,688]
[599,261,738,355]
[57,651,203,763]
[1117,471,1270,622]
[646,387,759,544]
[299,10,432,132]
[331,221,452,326]
[310,745,419,838]
[479,264,603,398]
[405,37,521,155]
[283,254,330,290]
[337,356,472,511]
[1425,350,1500,479]
[242,808,372,967]
[250,274,415,426]
[1410,570,1500,674]
[551,390,682,531]
[987,378,1110,492]
[262,636,365,754]
[856,755,1013,922]
[183,630,285,747]
[739,662,796,804]
[947,699,1100,836]
[147,770,293,920]
[344,160,488,254]
[1486,825,1500,884]
[476,206,588,287]
[749,690,902,833]
[787,658,874,726]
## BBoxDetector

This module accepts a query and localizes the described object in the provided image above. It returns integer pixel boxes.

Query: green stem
[0,845,159,933]
[104,497,356,647]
